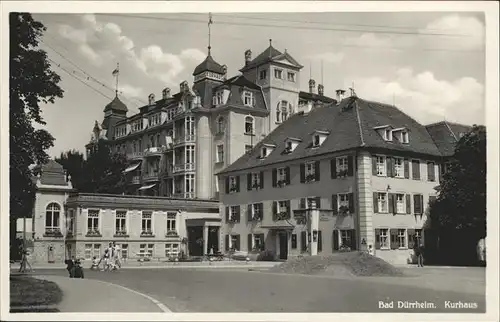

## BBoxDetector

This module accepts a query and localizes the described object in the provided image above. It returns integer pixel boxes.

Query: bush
[257,249,277,261]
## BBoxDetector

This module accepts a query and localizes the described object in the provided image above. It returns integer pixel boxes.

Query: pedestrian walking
[413,238,424,267]
[112,242,122,270]
[65,257,75,277]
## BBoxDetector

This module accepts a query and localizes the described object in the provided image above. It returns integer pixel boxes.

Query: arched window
[245,116,254,135]
[216,116,225,134]
[277,100,290,123]
[45,203,60,232]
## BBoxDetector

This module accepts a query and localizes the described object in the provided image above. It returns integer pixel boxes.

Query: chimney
[180,81,189,93]
[304,101,313,114]
[148,93,155,105]
[318,84,324,96]
[162,88,171,99]
[336,89,346,102]
[244,49,252,66]
[309,79,316,94]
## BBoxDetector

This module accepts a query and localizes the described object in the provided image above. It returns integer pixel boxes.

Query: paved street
[30,267,485,313]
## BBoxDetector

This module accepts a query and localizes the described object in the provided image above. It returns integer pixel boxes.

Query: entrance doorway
[188,226,203,257]
[279,232,288,260]
[207,227,219,253]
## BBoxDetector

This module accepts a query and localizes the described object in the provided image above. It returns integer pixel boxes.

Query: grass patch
[10,275,63,307]
[269,252,406,277]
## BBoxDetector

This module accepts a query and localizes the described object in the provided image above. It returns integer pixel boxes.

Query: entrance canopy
[123,162,141,173]
[138,183,156,191]
[260,220,294,230]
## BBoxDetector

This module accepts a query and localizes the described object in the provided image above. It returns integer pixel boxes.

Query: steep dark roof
[32,160,68,186]
[103,96,128,113]
[193,54,225,76]
[240,45,282,72]
[219,97,444,175]
[217,75,262,91]
[425,121,472,156]
[299,91,336,104]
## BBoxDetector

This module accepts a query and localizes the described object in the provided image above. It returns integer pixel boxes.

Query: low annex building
[29,160,220,264]
[217,94,471,265]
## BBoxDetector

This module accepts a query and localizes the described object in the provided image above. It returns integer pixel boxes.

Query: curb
[10,304,59,313]
[10,264,278,271]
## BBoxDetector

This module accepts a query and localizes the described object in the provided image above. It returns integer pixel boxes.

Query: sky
[31,11,486,158]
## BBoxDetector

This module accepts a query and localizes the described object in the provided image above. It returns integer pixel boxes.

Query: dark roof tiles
[193,54,226,76]
[103,96,128,113]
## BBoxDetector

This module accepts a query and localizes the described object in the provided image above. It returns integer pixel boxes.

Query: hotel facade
[217,95,471,265]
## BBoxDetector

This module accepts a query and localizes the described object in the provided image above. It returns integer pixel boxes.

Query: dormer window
[391,127,409,143]
[385,129,393,141]
[401,131,409,144]
[284,137,301,154]
[287,72,296,82]
[285,141,293,153]
[213,91,224,106]
[311,130,329,148]
[243,91,255,107]
[374,125,394,142]
[261,147,267,158]
[148,113,161,127]
[260,143,276,159]
[259,69,267,80]
[274,69,283,79]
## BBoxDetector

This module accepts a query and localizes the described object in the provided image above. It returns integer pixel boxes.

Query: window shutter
[314,161,320,181]
[225,207,229,222]
[291,234,297,249]
[350,229,357,250]
[331,159,337,179]
[286,200,291,217]
[300,163,306,183]
[317,231,323,252]
[247,173,252,190]
[247,204,252,222]
[259,203,264,221]
[413,195,420,214]
[412,160,420,180]
[236,176,240,192]
[225,235,229,251]
[406,194,411,214]
[285,166,291,184]
[386,157,393,177]
[235,235,240,251]
[347,155,354,176]
[373,192,379,213]
[333,230,339,251]
[375,229,381,249]
[260,171,264,189]
[236,206,241,222]
[421,230,425,246]
[348,193,355,213]
[332,194,338,215]
[316,197,321,209]
[301,231,307,251]
[300,198,306,209]
[427,162,435,182]
[390,229,398,249]
[372,156,377,175]
[404,159,410,178]
[248,234,253,252]
[272,201,277,218]
[225,177,229,193]
[407,229,416,249]
[272,168,277,187]
[388,193,395,214]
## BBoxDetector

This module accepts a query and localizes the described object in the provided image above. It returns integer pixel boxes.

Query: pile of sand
[269,252,406,277]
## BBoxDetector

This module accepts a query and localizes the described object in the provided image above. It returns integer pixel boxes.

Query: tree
[55,150,85,189]
[10,14,63,218]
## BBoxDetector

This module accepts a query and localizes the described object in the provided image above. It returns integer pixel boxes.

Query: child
[90,256,99,270]
[102,248,110,271]
[72,259,84,278]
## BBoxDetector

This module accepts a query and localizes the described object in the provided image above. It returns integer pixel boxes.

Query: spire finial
[208,13,213,56]
[112,63,120,97]
[269,38,272,47]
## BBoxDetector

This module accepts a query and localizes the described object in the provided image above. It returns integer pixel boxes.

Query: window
[287,72,296,82]
[214,91,223,105]
[384,129,393,141]
[336,157,348,172]
[149,113,161,127]
[45,203,60,233]
[115,211,127,235]
[243,92,255,107]
[245,116,254,134]
[274,68,283,79]
[259,69,267,80]
[395,194,405,214]
[166,213,177,235]
[231,235,241,251]
[278,200,288,213]
[84,244,101,260]
[253,234,264,250]
[139,244,147,256]
[216,144,224,163]
[412,159,420,180]
[338,193,349,211]
[229,206,240,222]
[285,141,293,153]
[67,209,75,234]
[165,243,179,258]
[87,210,100,235]
[261,147,268,158]
[306,197,319,209]
[401,131,409,143]
[141,212,152,235]
[394,157,404,178]
[427,162,436,182]
[291,234,297,249]
[277,167,286,182]
[121,244,129,259]
[141,244,154,257]
[397,229,407,248]
[216,116,225,134]
[340,230,353,248]
[245,145,253,153]
[276,101,291,123]
[305,162,316,181]
[229,176,237,191]
[379,228,389,248]
[414,229,423,246]
[313,135,320,147]
[377,192,388,213]
[251,173,260,187]
[376,156,386,176]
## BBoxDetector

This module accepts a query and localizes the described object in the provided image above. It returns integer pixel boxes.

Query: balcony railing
[172,192,195,199]
[130,175,141,184]
[142,172,160,182]
[127,151,144,160]
[172,163,195,173]
[44,227,63,237]
[144,146,166,157]
[173,135,196,145]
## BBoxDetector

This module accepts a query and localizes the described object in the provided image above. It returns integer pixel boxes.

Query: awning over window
[138,183,156,191]
[260,220,294,230]
[123,162,141,173]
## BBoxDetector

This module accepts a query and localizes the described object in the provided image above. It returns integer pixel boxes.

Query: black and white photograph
[1,1,498,321]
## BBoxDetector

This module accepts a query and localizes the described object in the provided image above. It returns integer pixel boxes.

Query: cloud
[120,84,144,98]
[352,68,484,125]
[57,14,206,90]
[306,52,344,64]
[421,15,485,50]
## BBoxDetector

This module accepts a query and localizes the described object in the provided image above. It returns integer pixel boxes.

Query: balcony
[130,175,141,185]
[144,146,166,157]
[172,192,195,199]
[44,227,63,238]
[142,172,160,182]
[172,163,195,173]
[173,135,196,146]
[127,151,144,160]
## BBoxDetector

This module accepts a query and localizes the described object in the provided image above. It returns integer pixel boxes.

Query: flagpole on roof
[208,12,213,55]
[112,63,120,97]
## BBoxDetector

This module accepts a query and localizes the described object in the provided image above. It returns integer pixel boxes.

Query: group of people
[91,241,122,272]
